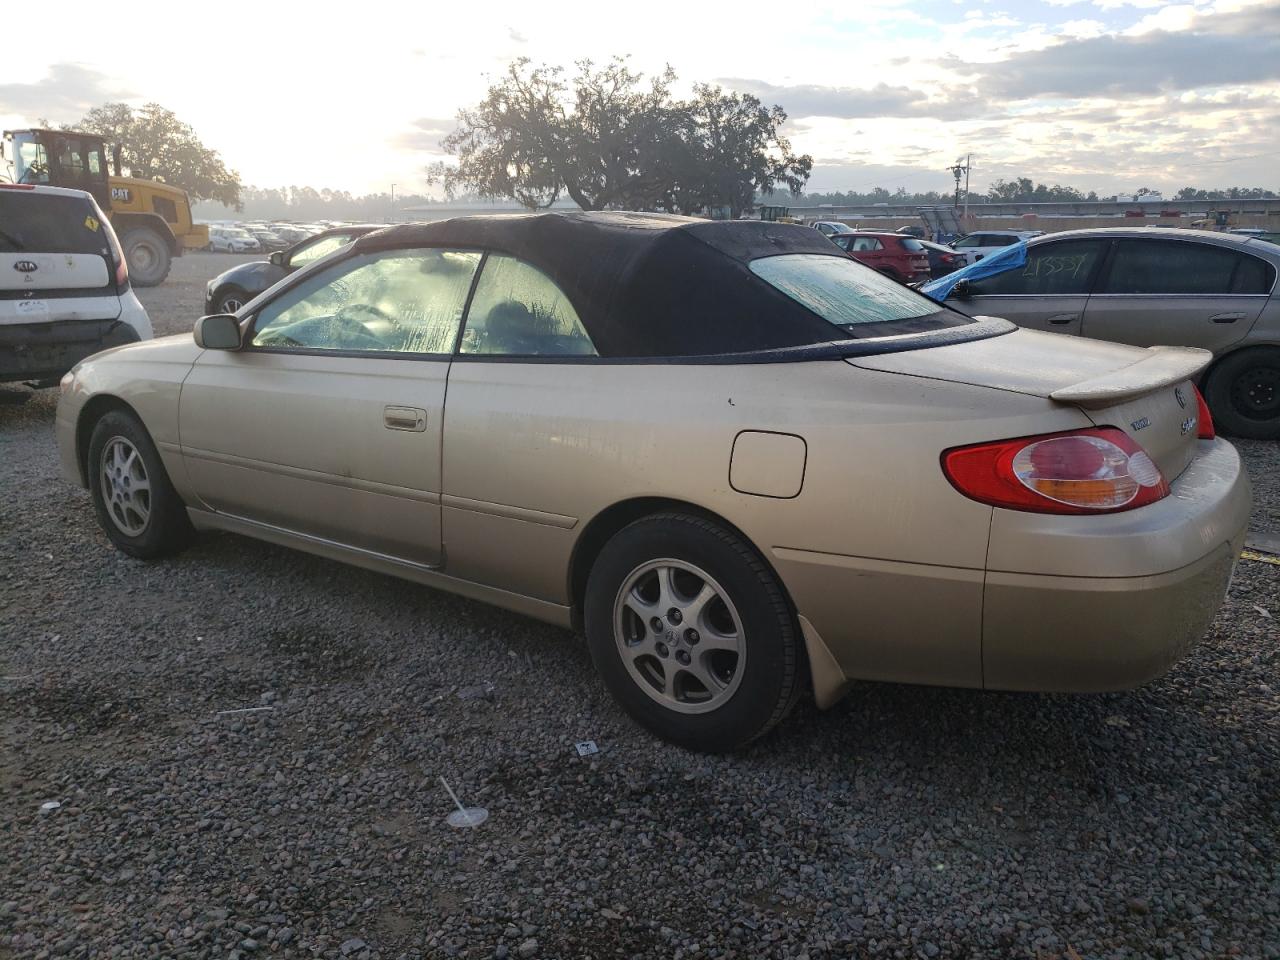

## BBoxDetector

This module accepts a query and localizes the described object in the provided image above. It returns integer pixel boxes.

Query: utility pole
[948,155,972,213]
[390,183,397,224]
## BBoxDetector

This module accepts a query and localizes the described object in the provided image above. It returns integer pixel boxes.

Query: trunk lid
[1,188,118,324]
[849,325,1211,482]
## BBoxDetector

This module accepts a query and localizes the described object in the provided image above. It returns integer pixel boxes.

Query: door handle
[383,406,427,432]
[1047,314,1078,325]
[1209,312,1246,324]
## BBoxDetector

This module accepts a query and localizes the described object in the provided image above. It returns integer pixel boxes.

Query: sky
[1,0,1278,203]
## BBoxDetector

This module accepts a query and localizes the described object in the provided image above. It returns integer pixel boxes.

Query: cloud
[0,63,133,121]
[391,116,457,153]
[951,4,1280,98]
[715,77,985,119]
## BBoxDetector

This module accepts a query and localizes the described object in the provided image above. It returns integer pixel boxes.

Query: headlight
[59,370,76,394]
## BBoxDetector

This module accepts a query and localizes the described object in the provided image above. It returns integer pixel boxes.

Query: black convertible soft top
[355,211,970,358]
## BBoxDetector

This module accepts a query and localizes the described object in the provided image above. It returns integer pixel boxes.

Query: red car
[831,232,932,283]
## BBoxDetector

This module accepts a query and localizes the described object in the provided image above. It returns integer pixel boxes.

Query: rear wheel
[121,227,171,286]
[87,410,193,558]
[1204,347,1280,440]
[584,514,802,752]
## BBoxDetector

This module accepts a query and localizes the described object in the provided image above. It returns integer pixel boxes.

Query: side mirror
[951,279,973,299]
[269,251,285,267]
[194,313,243,350]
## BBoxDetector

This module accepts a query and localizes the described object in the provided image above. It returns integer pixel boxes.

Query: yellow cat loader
[1,128,208,285]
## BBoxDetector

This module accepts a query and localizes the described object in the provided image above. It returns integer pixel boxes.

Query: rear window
[0,192,111,256]
[749,253,970,337]
[899,238,925,251]
[1101,240,1276,295]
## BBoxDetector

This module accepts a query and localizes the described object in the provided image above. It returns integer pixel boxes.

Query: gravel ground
[1,254,1278,960]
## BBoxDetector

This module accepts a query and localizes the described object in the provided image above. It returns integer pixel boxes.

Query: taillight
[1193,384,1215,440]
[942,427,1169,514]
[100,210,128,288]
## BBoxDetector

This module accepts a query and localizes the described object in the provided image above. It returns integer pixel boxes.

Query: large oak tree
[75,102,243,208]
[429,58,811,217]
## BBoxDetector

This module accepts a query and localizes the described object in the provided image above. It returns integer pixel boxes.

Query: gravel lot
[1,253,1278,960]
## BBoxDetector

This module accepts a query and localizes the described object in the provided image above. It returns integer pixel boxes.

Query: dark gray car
[204,225,384,314]
[944,227,1280,438]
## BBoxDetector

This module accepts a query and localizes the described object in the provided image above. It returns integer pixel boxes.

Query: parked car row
[52,212,1253,751]
[202,219,356,254]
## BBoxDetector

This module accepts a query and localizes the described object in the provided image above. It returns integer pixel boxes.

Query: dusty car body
[55,213,1251,751]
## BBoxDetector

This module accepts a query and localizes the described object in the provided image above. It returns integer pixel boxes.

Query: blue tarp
[920,240,1028,302]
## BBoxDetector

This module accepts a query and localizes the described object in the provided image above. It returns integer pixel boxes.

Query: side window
[849,237,883,252]
[953,236,979,249]
[968,240,1105,296]
[288,233,352,269]
[983,236,1015,247]
[1100,240,1252,295]
[461,255,596,357]
[251,248,481,354]
[1231,253,1275,294]
[55,138,86,177]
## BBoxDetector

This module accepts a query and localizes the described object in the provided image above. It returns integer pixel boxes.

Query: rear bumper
[982,540,1240,690]
[0,318,142,383]
[778,438,1251,704]
[981,437,1250,690]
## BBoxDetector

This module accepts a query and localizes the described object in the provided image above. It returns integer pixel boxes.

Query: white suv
[952,230,1044,263]
[1,184,152,385]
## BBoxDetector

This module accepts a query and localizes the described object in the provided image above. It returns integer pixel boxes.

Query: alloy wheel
[612,559,746,714]
[99,437,151,536]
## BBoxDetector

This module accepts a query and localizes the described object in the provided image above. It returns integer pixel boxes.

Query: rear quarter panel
[441,358,1092,688]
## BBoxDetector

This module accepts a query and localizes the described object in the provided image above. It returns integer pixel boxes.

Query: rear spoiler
[1049,345,1212,408]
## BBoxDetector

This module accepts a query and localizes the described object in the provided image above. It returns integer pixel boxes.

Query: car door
[179,245,481,566]
[1083,238,1274,353]
[950,238,1108,335]
[440,253,601,602]
[847,236,891,274]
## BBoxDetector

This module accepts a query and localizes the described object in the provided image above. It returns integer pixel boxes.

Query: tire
[584,513,802,752]
[214,286,250,314]
[120,227,172,286]
[1203,347,1280,440]
[87,410,193,559]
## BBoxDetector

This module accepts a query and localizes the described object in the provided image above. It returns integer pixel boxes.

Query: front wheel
[215,286,249,314]
[87,410,193,558]
[1203,347,1280,440]
[120,227,172,286]
[584,514,803,752]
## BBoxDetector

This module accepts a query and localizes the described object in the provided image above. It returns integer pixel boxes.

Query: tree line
[56,84,1278,219]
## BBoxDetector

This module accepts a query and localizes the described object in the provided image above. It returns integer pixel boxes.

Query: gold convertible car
[55,213,1252,751]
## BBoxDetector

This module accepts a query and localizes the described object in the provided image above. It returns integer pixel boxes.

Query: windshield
[749,253,969,337]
